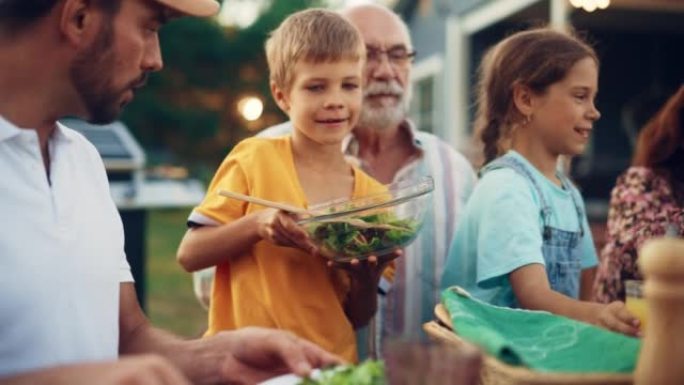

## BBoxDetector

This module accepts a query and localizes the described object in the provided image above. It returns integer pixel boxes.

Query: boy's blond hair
[265,8,365,92]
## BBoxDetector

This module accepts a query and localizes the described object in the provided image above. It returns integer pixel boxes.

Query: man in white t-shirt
[0,1,340,384]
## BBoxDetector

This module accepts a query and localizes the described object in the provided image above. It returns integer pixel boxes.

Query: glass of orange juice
[625,279,647,330]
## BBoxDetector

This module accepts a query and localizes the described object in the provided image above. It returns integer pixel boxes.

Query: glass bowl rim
[298,176,434,225]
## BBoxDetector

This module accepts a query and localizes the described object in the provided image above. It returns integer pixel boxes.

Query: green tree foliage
[121,0,324,177]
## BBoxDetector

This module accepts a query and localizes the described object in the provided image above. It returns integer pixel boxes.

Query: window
[410,76,435,133]
[409,55,443,135]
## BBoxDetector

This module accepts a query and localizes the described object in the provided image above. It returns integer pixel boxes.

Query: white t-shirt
[0,116,133,377]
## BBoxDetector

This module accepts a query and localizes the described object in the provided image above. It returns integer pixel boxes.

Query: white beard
[358,80,412,130]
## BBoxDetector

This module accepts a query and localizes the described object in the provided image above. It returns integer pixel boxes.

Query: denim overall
[483,155,585,300]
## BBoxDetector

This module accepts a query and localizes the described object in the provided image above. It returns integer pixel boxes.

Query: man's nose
[368,54,396,81]
[143,35,164,73]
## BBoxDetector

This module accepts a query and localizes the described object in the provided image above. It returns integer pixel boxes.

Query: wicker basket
[423,304,633,385]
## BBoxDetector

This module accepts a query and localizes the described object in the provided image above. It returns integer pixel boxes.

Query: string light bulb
[596,0,611,9]
[237,96,263,122]
[569,0,610,12]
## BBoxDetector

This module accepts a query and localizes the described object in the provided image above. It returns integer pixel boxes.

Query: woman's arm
[594,168,668,302]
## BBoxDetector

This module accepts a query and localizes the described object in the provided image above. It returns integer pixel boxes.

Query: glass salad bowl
[299,176,434,262]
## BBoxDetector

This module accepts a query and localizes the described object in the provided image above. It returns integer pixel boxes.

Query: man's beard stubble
[69,19,144,124]
[357,79,412,131]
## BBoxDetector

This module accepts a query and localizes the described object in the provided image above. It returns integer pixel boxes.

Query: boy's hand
[256,209,317,254]
[596,301,641,337]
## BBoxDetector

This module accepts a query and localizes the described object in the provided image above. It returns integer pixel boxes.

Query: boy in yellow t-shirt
[176,9,395,362]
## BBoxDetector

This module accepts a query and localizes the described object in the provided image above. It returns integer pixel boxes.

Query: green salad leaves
[307,212,418,260]
[299,361,385,385]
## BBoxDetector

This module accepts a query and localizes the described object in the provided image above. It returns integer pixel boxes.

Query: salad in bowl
[300,176,433,262]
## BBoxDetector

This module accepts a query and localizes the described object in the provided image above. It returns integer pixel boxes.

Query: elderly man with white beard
[211,3,477,358]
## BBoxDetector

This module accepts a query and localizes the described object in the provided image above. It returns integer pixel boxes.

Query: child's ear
[512,82,535,117]
[270,81,290,114]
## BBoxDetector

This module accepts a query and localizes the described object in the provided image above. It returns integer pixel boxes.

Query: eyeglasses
[366,45,416,67]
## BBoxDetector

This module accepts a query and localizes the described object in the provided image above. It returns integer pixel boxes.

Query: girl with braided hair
[441,27,639,336]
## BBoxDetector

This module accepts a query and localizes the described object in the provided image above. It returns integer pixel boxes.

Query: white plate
[259,369,321,385]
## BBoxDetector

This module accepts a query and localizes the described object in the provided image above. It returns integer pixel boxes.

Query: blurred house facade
[395,0,684,247]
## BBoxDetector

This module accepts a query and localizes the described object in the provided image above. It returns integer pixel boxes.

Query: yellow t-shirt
[194,136,386,362]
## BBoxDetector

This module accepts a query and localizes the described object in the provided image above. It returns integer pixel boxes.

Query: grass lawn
[146,209,207,337]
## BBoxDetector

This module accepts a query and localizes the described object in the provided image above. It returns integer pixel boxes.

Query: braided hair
[474,27,597,165]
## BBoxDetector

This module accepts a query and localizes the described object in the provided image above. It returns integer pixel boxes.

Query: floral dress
[593,167,684,303]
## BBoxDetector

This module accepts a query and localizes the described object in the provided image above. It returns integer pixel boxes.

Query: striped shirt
[257,120,476,354]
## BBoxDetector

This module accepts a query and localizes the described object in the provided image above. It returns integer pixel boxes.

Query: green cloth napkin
[442,286,641,373]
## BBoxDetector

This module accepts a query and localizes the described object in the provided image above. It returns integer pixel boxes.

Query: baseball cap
[152,0,220,17]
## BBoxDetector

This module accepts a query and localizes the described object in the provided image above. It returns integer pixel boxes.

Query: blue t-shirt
[440,151,598,307]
